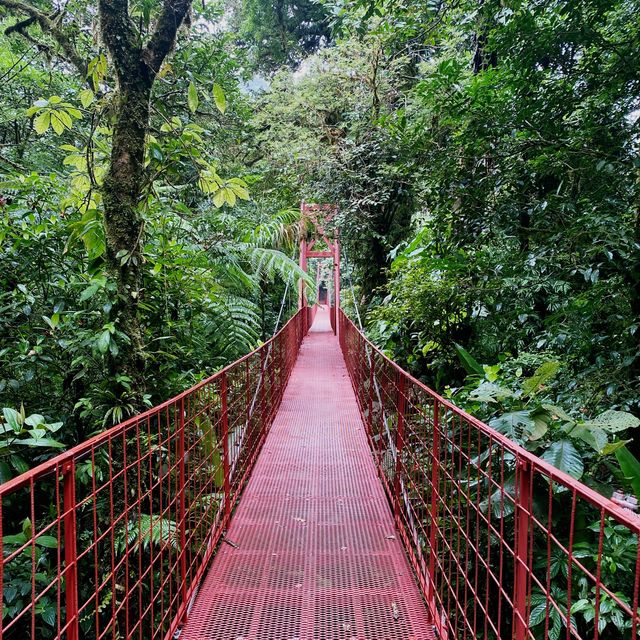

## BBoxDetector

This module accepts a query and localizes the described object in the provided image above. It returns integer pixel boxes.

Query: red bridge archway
[298,201,340,336]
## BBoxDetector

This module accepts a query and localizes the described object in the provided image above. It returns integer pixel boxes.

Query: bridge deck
[181,307,433,639]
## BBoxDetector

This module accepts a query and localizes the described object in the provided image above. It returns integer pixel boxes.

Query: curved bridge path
[181,307,433,639]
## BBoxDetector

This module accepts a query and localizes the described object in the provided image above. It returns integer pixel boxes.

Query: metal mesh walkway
[181,307,433,639]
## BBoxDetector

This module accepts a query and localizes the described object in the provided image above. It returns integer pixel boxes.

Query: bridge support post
[260,349,267,442]
[299,237,308,317]
[62,460,79,640]
[178,396,187,614]
[333,238,340,338]
[367,351,374,440]
[513,459,532,640]
[393,373,406,524]
[427,400,440,623]
[221,373,231,522]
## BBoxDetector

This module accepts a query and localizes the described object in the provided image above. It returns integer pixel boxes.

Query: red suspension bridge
[1,205,640,640]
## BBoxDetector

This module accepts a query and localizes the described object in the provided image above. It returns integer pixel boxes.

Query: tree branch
[5,14,36,35]
[144,0,192,76]
[98,0,140,81]
[0,0,88,78]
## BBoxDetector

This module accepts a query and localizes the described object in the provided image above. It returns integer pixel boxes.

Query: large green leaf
[469,382,513,403]
[33,111,50,134]
[569,424,609,452]
[542,404,575,425]
[541,440,584,480]
[453,343,484,375]
[2,408,22,432]
[96,330,111,354]
[79,88,94,108]
[36,535,58,548]
[527,412,549,441]
[212,83,226,114]
[188,81,199,113]
[489,411,535,445]
[522,361,560,395]
[583,410,640,434]
[570,425,608,452]
[614,446,640,500]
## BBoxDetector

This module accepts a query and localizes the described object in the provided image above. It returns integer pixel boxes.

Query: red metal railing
[0,309,307,640]
[306,303,317,331]
[339,309,640,640]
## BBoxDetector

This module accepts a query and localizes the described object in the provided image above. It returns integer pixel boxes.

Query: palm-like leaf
[202,295,261,361]
[243,208,302,250]
[244,246,313,288]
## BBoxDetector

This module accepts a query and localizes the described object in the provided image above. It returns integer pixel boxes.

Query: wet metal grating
[181,308,434,639]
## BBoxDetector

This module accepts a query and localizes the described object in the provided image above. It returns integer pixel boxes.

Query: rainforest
[0,0,639,638]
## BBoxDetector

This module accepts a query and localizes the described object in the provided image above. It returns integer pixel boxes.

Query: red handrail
[338,309,640,640]
[0,309,308,640]
[306,303,317,331]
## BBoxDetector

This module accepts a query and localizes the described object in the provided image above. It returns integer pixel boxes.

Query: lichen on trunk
[102,80,152,384]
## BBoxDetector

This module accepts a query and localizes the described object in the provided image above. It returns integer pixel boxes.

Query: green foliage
[230,0,331,70]
[2,518,58,632]
[1,0,639,636]
[0,406,64,481]
[614,447,640,502]
[26,97,82,136]
[115,514,179,555]
[0,4,312,440]
[449,350,639,494]
[529,520,639,638]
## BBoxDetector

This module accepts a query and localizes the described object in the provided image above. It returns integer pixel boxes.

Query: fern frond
[244,246,313,288]
[243,208,302,250]
[115,514,179,555]
[203,295,261,360]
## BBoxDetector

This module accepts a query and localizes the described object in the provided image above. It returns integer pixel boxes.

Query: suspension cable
[342,246,365,332]
[272,280,291,335]
[342,246,399,460]
[230,279,291,477]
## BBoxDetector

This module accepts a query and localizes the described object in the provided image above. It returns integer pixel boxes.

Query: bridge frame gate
[298,201,340,336]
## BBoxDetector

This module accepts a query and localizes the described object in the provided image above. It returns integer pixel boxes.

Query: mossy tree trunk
[98,0,193,390]
[0,0,194,397]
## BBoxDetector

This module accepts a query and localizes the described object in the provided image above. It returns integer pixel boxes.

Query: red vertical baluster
[367,352,374,440]
[260,348,267,441]
[221,374,231,522]
[63,460,79,640]
[428,399,440,612]
[513,458,532,640]
[178,397,187,611]
[393,373,406,524]
[245,359,251,454]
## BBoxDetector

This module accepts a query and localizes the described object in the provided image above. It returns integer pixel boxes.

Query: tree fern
[242,208,302,250]
[244,246,313,288]
[202,295,261,361]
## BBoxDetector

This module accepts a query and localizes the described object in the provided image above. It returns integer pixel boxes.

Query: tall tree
[0,0,195,392]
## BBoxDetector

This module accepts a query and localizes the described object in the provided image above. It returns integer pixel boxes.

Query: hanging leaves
[212,83,227,114]
[26,97,82,136]
[188,81,199,113]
